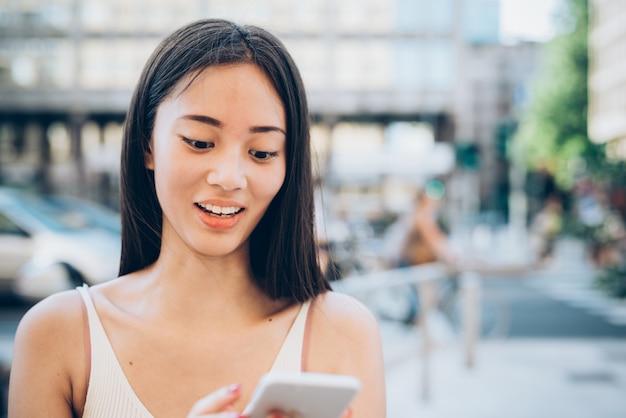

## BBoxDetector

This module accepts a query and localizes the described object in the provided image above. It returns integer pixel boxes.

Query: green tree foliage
[515,0,606,190]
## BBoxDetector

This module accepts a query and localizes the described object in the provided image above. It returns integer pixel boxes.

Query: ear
[144,142,155,170]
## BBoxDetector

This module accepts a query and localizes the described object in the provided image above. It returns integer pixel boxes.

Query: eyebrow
[181,114,286,135]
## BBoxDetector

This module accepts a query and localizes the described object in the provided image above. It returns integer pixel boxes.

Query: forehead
[167,64,284,116]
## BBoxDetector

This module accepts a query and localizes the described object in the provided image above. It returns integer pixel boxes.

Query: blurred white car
[0,187,121,301]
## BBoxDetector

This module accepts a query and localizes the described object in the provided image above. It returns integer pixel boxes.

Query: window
[0,212,29,237]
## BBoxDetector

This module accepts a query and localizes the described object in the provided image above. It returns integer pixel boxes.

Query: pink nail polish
[228,383,241,394]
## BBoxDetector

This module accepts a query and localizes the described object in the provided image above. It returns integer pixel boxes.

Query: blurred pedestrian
[8,19,385,418]
[530,194,563,264]
[379,181,461,326]
[398,182,460,269]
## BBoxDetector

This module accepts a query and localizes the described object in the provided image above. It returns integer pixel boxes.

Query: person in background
[399,181,460,269]
[530,193,563,264]
[378,181,460,326]
[8,19,386,418]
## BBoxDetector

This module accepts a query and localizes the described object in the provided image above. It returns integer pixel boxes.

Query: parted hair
[119,18,330,302]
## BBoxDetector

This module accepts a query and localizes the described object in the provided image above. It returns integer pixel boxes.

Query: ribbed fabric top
[77,284,311,418]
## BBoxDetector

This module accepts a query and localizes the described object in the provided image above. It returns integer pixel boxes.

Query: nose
[205,151,247,191]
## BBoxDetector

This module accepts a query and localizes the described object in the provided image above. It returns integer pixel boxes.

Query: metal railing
[332,262,482,401]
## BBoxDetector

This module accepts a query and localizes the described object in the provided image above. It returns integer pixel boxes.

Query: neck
[131,249,277,330]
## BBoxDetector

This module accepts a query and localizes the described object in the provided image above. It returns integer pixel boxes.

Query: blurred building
[0,0,542,227]
[588,0,626,160]
[458,41,541,220]
[463,0,500,44]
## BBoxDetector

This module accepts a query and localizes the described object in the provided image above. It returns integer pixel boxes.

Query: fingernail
[227,383,241,394]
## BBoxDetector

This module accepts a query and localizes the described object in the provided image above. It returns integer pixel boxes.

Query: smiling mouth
[195,202,244,217]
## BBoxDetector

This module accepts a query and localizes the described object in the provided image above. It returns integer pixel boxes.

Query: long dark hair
[119,19,330,302]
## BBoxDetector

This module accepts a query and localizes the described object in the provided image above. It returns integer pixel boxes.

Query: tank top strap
[76,284,154,418]
[269,299,313,372]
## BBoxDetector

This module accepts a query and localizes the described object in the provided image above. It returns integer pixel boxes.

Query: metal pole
[417,280,436,401]
[461,271,481,368]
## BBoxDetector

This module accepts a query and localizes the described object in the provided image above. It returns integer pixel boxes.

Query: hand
[187,384,243,418]
[263,406,352,418]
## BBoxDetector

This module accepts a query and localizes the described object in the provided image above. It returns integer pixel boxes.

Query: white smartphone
[241,371,361,418]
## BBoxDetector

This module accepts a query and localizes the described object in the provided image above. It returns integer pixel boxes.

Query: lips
[195,202,244,217]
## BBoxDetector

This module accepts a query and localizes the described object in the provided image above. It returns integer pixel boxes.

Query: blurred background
[0,0,625,417]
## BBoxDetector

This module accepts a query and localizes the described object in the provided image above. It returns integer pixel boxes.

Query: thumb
[187,383,242,417]
[341,406,354,418]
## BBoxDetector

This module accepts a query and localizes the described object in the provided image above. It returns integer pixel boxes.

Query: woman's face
[146,63,287,260]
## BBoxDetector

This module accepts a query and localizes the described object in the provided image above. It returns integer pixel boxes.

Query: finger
[266,412,288,418]
[187,383,242,416]
[341,406,353,418]
[194,413,241,418]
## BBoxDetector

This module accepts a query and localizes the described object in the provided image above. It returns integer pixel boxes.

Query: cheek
[151,149,191,194]
[267,166,287,199]
[251,166,286,202]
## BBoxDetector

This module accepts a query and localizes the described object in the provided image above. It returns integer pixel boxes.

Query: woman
[8,19,386,417]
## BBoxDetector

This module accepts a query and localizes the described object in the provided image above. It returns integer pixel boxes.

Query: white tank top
[76,284,312,418]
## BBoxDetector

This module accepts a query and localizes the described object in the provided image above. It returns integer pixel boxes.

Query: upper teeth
[198,203,241,215]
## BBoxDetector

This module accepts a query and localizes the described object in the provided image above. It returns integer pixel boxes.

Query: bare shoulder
[309,292,387,417]
[9,289,86,416]
[313,291,380,335]
[12,289,86,373]
[15,289,84,342]
[309,291,383,368]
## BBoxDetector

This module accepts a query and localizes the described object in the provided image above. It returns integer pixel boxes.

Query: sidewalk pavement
[382,323,626,418]
[381,237,626,418]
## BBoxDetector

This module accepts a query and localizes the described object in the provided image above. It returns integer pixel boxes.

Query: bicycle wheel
[441,284,511,339]
[371,285,420,326]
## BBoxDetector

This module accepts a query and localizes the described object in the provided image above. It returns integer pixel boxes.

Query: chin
[195,242,248,260]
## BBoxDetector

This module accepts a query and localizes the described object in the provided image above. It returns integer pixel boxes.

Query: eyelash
[249,150,279,160]
[182,138,278,161]
[182,138,214,149]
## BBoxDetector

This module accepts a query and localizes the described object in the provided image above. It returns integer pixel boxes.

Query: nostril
[206,164,247,191]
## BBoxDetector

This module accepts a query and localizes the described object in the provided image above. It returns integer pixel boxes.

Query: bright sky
[500,0,562,43]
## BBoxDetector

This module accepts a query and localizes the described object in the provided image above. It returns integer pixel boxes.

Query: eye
[249,150,279,161]
[182,138,213,150]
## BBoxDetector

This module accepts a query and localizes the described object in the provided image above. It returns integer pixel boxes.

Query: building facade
[0,0,541,228]
[588,0,626,160]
